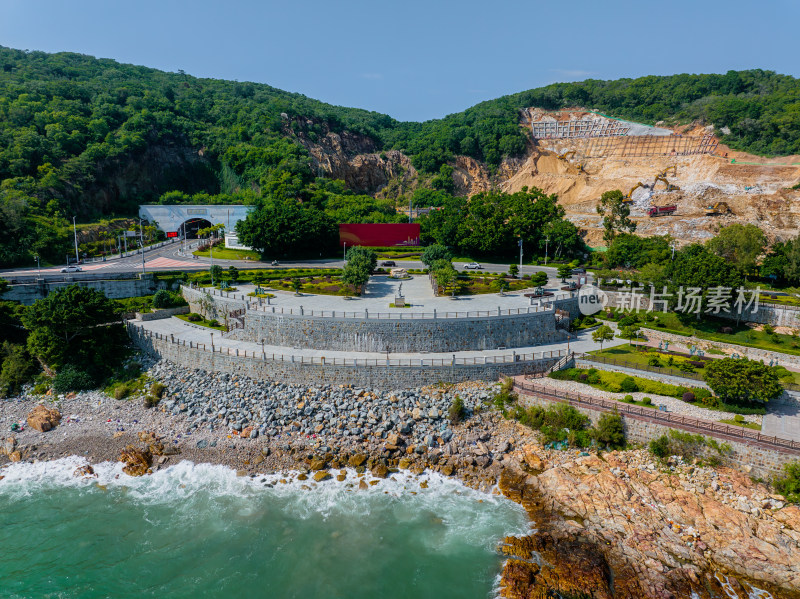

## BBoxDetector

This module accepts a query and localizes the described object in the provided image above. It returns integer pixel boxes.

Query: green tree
[0,342,37,398]
[421,244,452,267]
[209,264,223,285]
[774,461,800,504]
[529,271,548,287]
[508,263,519,278]
[620,324,641,346]
[596,190,636,246]
[557,264,573,282]
[703,357,783,405]
[22,285,125,382]
[706,224,767,275]
[592,324,615,350]
[228,265,240,283]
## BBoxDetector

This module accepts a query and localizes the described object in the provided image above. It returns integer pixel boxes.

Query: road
[0,242,584,286]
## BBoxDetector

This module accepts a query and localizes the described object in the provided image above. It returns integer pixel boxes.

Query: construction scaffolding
[530,119,630,139]
[539,134,718,158]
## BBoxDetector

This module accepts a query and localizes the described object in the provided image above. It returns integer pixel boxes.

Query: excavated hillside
[298,110,800,247]
[497,143,800,246]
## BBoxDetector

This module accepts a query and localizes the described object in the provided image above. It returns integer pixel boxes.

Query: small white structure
[224,233,252,251]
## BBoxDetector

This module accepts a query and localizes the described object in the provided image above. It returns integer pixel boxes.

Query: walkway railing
[183,284,575,320]
[128,322,566,368]
[514,380,800,453]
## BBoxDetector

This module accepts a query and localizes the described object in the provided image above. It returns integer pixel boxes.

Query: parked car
[381,260,396,267]
[61,265,82,273]
[464,262,482,270]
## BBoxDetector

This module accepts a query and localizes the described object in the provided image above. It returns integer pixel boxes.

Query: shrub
[682,391,696,403]
[763,324,775,335]
[187,313,202,322]
[649,435,670,458]
[114,385,130,400]
[734,414,745,423]
[667,356,675,367]
[623,394,634,403]
[648,356,662,367]
[677,361,696,373]
[619,377,638,393]
[641,397,652,405]
[449,396,467,423]
[689,361,705,368]
[703,357,783,405]
[773,461,800,504]
[208,319,221,327]
[152,289,173,309]
[578,373,588,382]
[694,388,712,401]
[594,412,626,449]
[52,366,95,393]
[618,315,638,327]
[143,395,159,409]
[150,382,166,399]
[700,395,720,408]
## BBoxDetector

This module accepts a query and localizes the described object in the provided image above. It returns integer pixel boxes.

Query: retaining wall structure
[128,323,565,390]
[182,285,580,353]
[515,380,800,478]
[5,274,167,305]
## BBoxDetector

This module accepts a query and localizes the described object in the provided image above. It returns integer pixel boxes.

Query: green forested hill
[1,45,799,266]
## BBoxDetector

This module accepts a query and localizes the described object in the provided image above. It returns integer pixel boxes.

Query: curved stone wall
[129,324,563,390]
[182,286,579,353]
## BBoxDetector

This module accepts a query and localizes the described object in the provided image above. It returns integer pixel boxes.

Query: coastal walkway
[132,316,628,364]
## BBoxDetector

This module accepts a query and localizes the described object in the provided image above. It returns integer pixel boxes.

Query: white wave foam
[1,457,529,542]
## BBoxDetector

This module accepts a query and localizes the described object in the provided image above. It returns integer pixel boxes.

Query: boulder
[119,445,152,477]
[371,463,389,478]
[313,470,332,482]
[26,405,61,433]
[349,453,367,468]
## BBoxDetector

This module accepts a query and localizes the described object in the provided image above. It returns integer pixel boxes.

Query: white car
[61,265,82,273]
[464,262,482,270]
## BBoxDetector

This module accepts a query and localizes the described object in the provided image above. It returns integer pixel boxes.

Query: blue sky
[1,0,797,122]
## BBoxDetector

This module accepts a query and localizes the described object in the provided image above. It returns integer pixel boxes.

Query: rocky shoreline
[2,359,799,598]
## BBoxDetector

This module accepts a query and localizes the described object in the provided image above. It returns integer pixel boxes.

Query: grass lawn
[719,418,762,430]
[602,308,800,356]
[176,313,226,330]
[263,276,353,296]
[193,247,261,260]
[450,275,532,296]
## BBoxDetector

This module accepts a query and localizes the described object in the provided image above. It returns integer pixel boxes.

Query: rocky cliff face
[288,118,417,194]
[498,444,800,599]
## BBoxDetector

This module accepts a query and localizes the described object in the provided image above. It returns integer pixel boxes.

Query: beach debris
[26,405,61,432]
[73,464,97,478]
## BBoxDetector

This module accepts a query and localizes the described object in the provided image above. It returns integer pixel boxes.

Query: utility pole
[34,254,40,278]
[210,242,214,285]
[139,218,145,274]
[518,238,523,272]
[72,216,79,265]
[544,237,550,266]
[343,242,347,264]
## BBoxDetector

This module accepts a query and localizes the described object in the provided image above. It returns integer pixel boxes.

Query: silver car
[61,265,82,273]
[464,262,482,270]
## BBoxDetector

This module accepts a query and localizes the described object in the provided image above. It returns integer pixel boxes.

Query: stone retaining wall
[136,306,190,321]
[5,274,168,305]
[181,285,579,353]
[129,325,562,390]
[644,329,800,369]
[519,392,797,478]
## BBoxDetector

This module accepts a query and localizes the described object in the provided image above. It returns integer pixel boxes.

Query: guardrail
[128,322,567,367]
[514,380,800,453]
[184,284,576,320]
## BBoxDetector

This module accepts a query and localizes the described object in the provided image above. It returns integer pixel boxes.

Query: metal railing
[183,285,576,321]
[128,322,567,368]
[514,380,800,453]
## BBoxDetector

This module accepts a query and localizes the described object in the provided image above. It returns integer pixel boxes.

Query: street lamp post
[34,254,40,278]
[72,216,79,265]
[343,242,347,264]
[544,237,550,266]
[139,218,146,274]
[518,238,523,273]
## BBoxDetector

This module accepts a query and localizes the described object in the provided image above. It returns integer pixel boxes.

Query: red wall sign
[166,231,178,238]
[339,223,420,247]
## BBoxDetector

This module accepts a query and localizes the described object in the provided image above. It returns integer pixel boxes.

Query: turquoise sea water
[0,458,528,599]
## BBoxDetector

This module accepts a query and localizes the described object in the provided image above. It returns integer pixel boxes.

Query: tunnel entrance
[179,218,213,239]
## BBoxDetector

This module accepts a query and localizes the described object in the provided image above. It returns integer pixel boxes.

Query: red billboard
[166,231,178,238]
[339,223,420,247]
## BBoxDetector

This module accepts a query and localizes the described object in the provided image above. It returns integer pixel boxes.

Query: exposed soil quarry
[287,110,800,247]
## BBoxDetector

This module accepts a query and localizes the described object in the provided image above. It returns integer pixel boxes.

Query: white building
[138,204,253,239]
